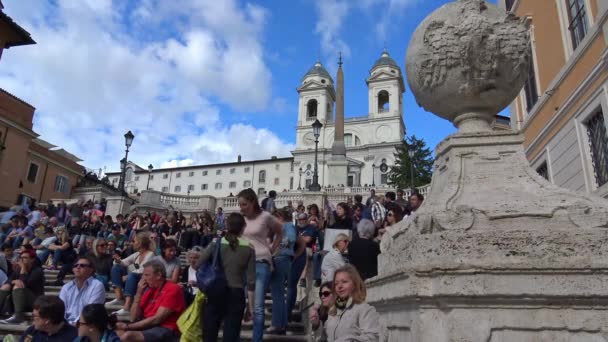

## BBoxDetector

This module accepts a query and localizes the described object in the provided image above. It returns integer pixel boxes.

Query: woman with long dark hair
[198,213,256,342]
[238,188,283,341]
[75,304,120,342]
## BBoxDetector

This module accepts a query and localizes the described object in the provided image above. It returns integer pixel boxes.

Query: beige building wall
[505,0,608,198]
[0,90,83,208]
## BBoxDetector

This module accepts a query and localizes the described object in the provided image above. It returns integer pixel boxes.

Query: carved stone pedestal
[369,2,608,340]
[368,131,608,342]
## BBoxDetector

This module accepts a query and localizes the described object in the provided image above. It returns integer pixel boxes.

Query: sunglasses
[76,321,90,328]
[73,263,92,269]
[388,213,394,217]
[320,291,332,298]
[97,244,107,247]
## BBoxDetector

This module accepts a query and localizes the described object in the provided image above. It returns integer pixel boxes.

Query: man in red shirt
[116,259,185,342]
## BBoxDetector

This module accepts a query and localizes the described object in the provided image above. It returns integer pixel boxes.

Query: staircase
[0,253,311,341]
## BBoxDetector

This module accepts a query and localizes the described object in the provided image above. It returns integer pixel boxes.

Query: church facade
[106,51,406,198]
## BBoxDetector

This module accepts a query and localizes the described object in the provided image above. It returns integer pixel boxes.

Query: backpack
[196,237,227,298]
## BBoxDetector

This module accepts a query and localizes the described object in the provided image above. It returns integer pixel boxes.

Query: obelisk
[327,53,348,186]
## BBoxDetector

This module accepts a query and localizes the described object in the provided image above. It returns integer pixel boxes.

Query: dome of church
[302,61,333,83]
[371,51,399,70]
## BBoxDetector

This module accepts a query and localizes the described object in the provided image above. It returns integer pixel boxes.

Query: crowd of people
[0,187,424,341]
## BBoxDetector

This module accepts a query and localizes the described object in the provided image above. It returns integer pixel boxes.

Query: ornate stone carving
[406,0,530,132]
[368,1,608,341]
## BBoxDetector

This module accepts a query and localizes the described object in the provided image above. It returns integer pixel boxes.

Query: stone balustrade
[126,184,430,214]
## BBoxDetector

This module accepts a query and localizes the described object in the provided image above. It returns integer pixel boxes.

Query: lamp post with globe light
[371,163,376,187]
[298,167,303,190]
[309,119,323,191]
[118,131,135,194]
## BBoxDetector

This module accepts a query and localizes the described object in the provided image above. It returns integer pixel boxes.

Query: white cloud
[314,0,351,61]
[0,0,289,171]
[312,0,421,59]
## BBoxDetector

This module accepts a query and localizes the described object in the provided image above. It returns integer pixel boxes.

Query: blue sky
[0,0,504,172]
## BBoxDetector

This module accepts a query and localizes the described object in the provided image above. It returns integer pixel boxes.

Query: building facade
[0,89,84,208]
[106,51,406,197]
[503,0,608,198]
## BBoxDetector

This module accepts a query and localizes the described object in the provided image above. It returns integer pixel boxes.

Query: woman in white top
[321,234,349,283]
[107,232,155,315]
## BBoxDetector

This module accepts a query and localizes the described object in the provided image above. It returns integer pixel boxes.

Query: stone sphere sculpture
[406,0,530,132]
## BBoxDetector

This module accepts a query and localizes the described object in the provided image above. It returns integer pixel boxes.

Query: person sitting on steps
[59,256,106,325]
[19,295,78,341]
[106,232,155,316]
[0,248,45,324]
[116,259,185,342]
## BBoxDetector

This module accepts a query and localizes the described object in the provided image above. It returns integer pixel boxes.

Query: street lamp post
[298,167,303,190]
[146,164,153,190]
[309,119,323,191]
[371,163,376,187]
[118,130,135,194]
[408,149,415,194]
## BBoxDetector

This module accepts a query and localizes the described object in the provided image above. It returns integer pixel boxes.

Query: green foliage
[388,135,434,189]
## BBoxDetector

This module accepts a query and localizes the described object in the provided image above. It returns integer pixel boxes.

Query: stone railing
[160,193,200,208]
[132,184,431,214]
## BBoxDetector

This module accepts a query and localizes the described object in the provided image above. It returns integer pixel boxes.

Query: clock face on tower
[303,132,315,146]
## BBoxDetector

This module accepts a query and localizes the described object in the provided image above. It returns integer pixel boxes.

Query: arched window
[378,90,389,113]
[125,168,134,182]
[344,134,353,147]
[259,170,266,183]
[307,99,318,118]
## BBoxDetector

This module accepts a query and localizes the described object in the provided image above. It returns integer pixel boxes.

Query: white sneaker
[105,298,124,307]
[115,308,130,316]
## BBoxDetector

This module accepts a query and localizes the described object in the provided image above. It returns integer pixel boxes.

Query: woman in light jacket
[325,264,380,342]
[321,233,349,283]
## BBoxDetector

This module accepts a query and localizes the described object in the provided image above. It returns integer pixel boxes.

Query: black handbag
[196,237,227,298]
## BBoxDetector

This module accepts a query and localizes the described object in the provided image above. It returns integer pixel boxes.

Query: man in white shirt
[59,256,106,325]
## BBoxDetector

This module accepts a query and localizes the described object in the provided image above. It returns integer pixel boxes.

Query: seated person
[0,216,18,246]
[6,217,31,250]
[87,238,113,287]
[155,239,181,283]
[0,249,45,323]
[0,243,14,278]
[20,295,77,342]
[33,227,57,264]
[107,233,155,316]
[75,303,121,342]
[59,256,106,325]
[116,259,185,342]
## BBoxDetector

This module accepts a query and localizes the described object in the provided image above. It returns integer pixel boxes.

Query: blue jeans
[253,261,271,342]
[110,265,140,297]
[270,256,292,328]
[12,236,23,249]
[313,252,324,281]
[37,250,50,264]
[52,249,64,267]
[286,253,306,321]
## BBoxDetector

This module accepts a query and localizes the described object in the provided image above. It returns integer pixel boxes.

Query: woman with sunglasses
[87,238,113,287]
[75,303,120,342]
[378,205,404,241]
[310,281,335,340]
[107,232,155,315]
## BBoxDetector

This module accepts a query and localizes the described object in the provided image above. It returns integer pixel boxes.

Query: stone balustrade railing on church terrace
[130,184,430,214]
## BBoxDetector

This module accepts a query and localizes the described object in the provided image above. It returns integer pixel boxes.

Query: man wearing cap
[0,248,45,323]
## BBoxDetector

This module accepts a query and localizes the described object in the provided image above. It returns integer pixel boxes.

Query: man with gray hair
[348,219,381,280]
[116,259,185,342]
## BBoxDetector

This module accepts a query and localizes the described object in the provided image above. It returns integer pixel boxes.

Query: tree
[388,135,434,190]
